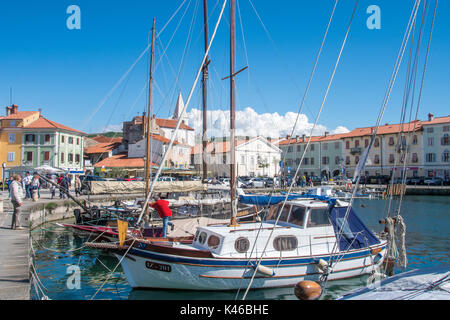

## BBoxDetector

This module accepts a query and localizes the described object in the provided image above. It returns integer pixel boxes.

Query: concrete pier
[0,227,30,300]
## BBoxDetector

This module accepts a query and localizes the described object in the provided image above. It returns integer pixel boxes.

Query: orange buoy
[294,280,322,300]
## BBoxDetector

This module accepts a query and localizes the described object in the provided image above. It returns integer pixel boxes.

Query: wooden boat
[90,198,387,290]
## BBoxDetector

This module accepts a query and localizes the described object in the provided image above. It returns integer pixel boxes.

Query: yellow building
[0,105,41,181]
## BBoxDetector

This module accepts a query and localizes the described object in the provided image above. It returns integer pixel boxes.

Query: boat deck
[338,265,450,300]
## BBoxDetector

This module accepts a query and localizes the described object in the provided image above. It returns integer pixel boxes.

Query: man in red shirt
[150,195,174,237]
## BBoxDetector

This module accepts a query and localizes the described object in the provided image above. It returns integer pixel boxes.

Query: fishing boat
[87,195,387,290]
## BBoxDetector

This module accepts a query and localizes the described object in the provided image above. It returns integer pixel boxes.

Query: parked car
[219,178,230,186]
[158,176,176,182]
[309,176,322,185]
[424,177,443,186]
[444,177,450,186]
[247,178,266,188]
[366,175,390,184]
[406,176,424,185]
[79,175,106,182]
[263,177,274,188]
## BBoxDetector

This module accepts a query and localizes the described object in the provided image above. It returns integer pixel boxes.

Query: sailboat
[87,0,388,291]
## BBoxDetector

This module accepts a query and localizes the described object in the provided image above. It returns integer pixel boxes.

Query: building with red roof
[0,105,86,179]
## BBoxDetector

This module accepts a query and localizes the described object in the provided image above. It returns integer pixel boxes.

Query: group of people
[6,172,77,201]
[49,173,74,199]
[7,171,42,201]
[5,172,83,230]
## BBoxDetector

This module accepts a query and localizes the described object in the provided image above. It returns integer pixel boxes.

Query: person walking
[74,175,81,197]
[150,195,174,237]
[50,174,57,199]
[30,173,40,201]
[10,174,24,230]
[57,174,64,199]
[22,172,32,199]
[60,174,71,199]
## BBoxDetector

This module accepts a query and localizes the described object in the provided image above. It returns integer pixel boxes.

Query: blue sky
[0,0,448,135]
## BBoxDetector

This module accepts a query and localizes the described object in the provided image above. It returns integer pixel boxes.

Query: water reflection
[32,196,449,300]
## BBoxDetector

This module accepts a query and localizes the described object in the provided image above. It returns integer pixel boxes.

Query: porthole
[207,235,221,249]
[235,237,250,253]
[273,235,298,251]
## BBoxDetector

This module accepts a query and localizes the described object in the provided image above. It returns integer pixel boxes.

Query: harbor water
[30,195,450,300]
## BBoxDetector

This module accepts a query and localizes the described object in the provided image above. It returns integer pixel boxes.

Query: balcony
[395,144,408,153]
[350,147,362,155]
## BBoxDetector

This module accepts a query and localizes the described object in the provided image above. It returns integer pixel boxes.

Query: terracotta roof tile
[156,118,194,131]
[24,117,86,135]
[1,111,40,120]
[94,154,156,168]
[421,116,450,126]
[344,121,422,138]
[85,142,121,154]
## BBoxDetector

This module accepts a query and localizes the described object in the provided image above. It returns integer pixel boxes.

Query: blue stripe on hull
[125,244,386,268]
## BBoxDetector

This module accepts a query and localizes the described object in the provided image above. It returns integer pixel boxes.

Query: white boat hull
[115,243,386,290]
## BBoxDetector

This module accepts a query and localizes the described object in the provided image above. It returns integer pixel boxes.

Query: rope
[234,0,339,300]
[81,0,187,130]
[136,0,229,225]
[396,215,408,268]
[34,229,108,253]
[241,0,359,301]
[391,273,449,300]
[90,238,137,300]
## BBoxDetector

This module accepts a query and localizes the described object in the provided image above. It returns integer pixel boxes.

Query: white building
[421,114,450,178]
[128,134,191,169]
[191,136,282,177]
[156,93,195,147]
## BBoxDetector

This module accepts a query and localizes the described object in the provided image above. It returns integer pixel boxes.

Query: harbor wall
[24,193,144,230]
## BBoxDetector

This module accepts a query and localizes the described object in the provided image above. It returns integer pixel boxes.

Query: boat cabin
[191,200,340,258]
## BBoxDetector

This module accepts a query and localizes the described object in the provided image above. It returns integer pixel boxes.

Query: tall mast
[202,0,209,183]
[229,0,238,226]
[145,18,156,204]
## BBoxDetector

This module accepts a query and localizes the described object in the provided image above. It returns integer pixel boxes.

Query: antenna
[9,86,12,105]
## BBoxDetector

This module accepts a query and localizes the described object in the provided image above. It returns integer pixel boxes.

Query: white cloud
[186,107,349,138]
[100,124,122,133]
[331,126,350,134]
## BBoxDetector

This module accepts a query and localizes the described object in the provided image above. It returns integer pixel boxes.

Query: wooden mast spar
[145,18,156,214]
[202,0,210,183]
[229,0,239,226]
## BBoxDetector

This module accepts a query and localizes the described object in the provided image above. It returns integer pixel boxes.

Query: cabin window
[194,230,199,242]
[207,235,221,249]
[198,232,207,245]
[235,237,250,253]
[273,236,298,251]
[288,207,306,227]
[307,208,331,227]
[277,205,291,222]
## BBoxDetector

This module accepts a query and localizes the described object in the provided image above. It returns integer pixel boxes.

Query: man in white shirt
[10,174,24,230]
[22,171,32,199]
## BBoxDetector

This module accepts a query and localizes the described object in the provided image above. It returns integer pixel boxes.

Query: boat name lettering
[145,261,171,272]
